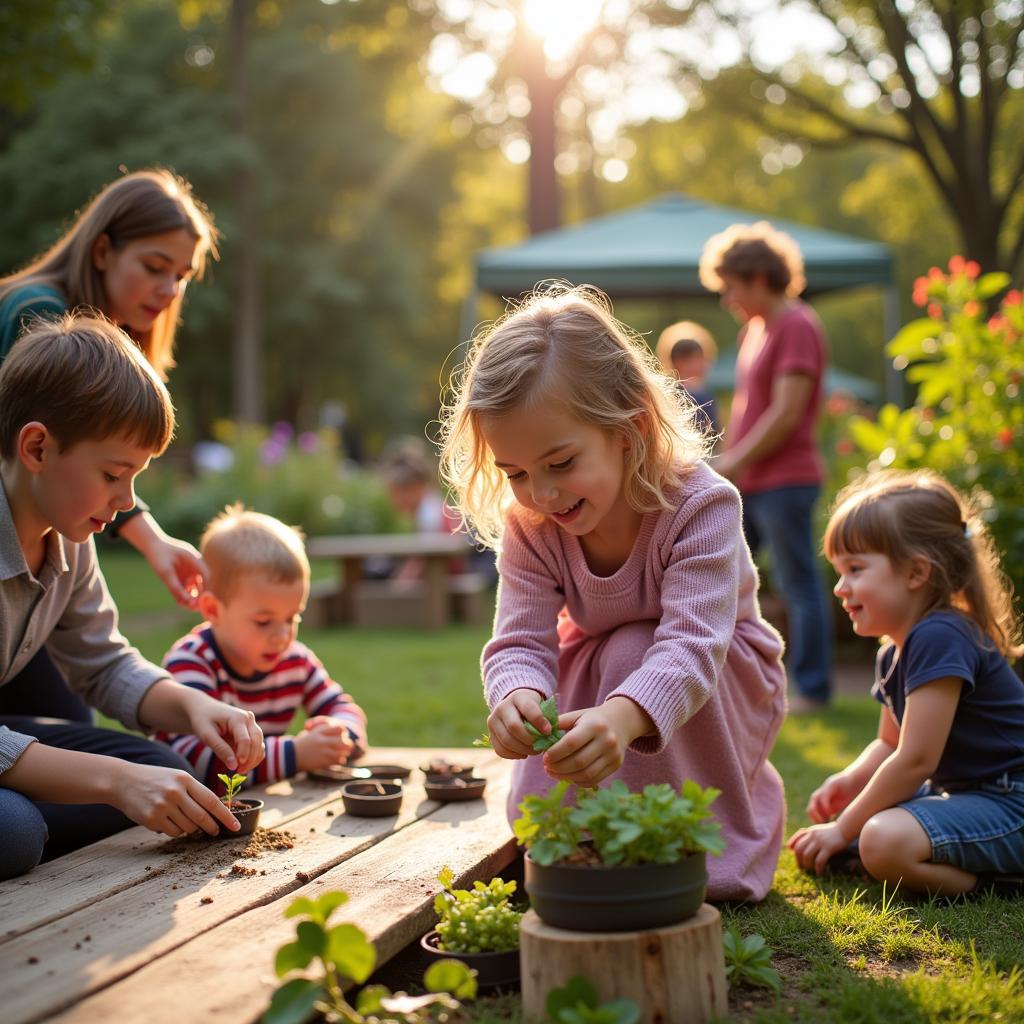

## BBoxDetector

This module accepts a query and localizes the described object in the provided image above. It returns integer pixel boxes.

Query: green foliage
[432,866,523,954]
[523,695,566,753]
[847,258,1024,594]
[722,927,782,994]
[266,889,477,1024]
[513,781,582,867]
[545,976,640,1024]
[514,779,723,867]
[217,772,247,803]
[138,423,400,545]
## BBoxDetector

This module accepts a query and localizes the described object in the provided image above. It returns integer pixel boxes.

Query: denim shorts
[900,772,1024,875]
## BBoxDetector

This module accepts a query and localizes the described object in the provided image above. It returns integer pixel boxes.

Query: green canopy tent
[470,192,899,403]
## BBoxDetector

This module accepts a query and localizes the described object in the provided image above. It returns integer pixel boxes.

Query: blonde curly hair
[438,284,710,549]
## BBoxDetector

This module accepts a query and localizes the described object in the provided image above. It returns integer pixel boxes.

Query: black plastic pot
[420,929,520,991]
[214,798,264,838]
[424,776,486,802]
[524,849,706,932]
[341,781,403,817]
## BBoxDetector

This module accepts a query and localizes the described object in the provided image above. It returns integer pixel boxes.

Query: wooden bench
[0,747,516,1024]
[306,533,489,630]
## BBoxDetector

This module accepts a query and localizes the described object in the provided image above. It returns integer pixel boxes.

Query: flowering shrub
[138,422,402,544]
[846,256,1024,593]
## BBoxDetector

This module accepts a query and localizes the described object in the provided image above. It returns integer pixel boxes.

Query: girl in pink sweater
[440,285,787,901]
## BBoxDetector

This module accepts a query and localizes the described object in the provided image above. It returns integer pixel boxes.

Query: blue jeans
[743,485,833,703]
[0,716,194,879]
[0,647,93,723]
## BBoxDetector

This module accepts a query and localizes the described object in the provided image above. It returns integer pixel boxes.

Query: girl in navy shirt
[789,469,1024,896]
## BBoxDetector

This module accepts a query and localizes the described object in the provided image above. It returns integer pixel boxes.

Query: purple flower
[271,420,294,442]
[298,431,319,453]
[260,439,286,465]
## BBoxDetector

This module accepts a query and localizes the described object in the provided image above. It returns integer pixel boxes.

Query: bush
[845,257,1023,596]
[139,422,402,544]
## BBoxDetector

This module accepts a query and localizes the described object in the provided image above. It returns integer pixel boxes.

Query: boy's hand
[541,697,652,787]
[487,689,548,759]
[807,772,860,823]
[787,821,852,875]
[113,762,241,837]
[186,695,264,774]
[294,721,354,772]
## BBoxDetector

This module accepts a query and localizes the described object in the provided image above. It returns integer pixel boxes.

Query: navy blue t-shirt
[873,611,1024,788]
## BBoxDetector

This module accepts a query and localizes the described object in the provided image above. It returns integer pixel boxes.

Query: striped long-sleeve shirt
[156,625,367,791]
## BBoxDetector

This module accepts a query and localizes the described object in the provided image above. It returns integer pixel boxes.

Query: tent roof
[475,193,894,299]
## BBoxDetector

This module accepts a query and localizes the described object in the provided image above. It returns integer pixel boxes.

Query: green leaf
[262,978,325,1024]
[354,984,390,1015]
[976,271,1011,299]
[295,920,326,960]
[472,732,492,747]
[274,939,315,978]
[547,975,599,1018]
[744,964,782,993]
[284,897,319,920]
[325,923,376,983]
[424,958,479,998]
[310,891,349,925]
[437,865,454,890]
[886,318,939,359]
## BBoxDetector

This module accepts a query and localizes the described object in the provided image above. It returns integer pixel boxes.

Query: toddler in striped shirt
[156,505,366,792]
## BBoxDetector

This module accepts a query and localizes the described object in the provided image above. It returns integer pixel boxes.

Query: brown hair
[655,320,718,374]
[699,221,806,297]
[0,313,174,459]
[0,169,218,379]
[439,284,709,549]
[824,469,1022,658]
[201,504,309,603]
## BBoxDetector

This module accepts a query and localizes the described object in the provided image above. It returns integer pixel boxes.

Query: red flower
[927,302,943,320]
[948,255,965,274]
[912,278,930,307]
[928,266,945,281]
[996,427,1014,448]
[1004,290,1022,307]
[964,260,980,279]
[963,301,980,317]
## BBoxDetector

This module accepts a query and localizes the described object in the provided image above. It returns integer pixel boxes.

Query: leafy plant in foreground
[546,976,640,1024]
[218,772,247,804]
[433,866,523,954]
[723,928,781,994]
[264,890,476,1024]
[514,779,724,867]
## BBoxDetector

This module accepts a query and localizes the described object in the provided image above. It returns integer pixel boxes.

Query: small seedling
[218,773,247,804]
[546,975,640,1024]
[524,695,565,752]
[722,928,781,994]
[471,733,492,748]
[433,865,522,954]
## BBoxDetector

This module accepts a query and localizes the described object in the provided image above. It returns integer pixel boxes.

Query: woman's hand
[542,697,652,787]
[113,761,241,837]
[487,689,548,759]
[787,821,852,875]
[119,512,208,609]
[185,692,264,774]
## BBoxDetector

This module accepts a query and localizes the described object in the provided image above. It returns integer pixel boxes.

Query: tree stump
[519,904,728,1024]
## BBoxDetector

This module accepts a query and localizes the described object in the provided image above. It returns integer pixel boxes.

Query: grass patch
[97,552,1024,1022]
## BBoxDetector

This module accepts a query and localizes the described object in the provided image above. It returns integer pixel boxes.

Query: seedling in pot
[218,772,248,806]
[432,866,522,954]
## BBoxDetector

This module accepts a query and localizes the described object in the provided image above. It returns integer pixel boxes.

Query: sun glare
[522,0,605,61]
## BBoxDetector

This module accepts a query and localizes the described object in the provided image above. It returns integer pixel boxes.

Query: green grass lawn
[98,550,1024,1023]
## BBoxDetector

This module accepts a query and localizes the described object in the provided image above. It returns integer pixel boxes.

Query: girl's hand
[487,689,548,759]
[186,696,264,774]
[121,512,208,609]
[807,772,860,823]
[542,697,651,787]
[787,822,852,875]
[113,761,241,837]
[294,721,354,771]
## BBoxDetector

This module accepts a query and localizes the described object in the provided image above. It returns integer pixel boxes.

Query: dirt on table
[235,827,297,859]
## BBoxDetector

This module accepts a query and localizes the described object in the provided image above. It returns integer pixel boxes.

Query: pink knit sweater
[483,460,787,901]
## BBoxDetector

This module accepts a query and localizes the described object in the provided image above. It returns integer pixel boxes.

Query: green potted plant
[420,866,523,990]
[215,772,264,837]
[514,779,724,932]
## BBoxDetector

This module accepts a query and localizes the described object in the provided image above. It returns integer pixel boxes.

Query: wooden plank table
[0,747,517,1024]
[307,532,475,629]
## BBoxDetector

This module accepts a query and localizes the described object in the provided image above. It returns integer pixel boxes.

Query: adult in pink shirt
[700,223,833,712]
